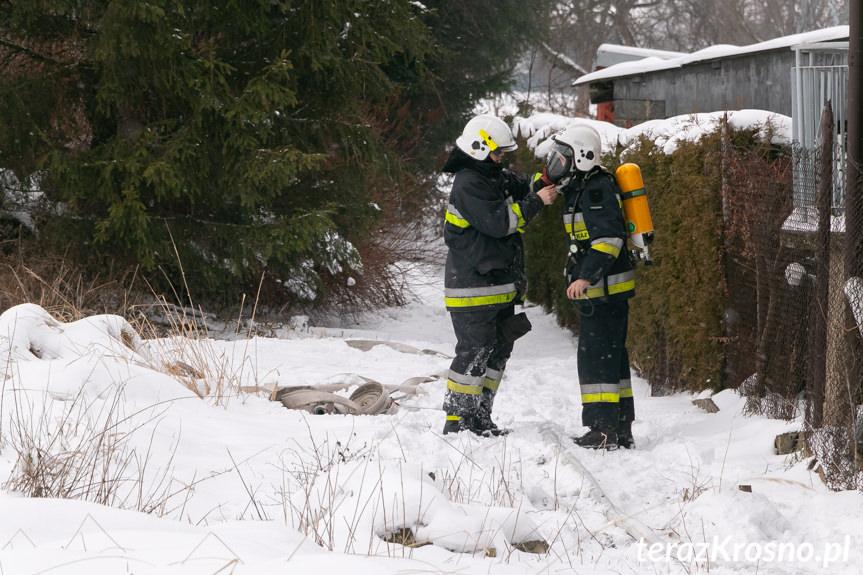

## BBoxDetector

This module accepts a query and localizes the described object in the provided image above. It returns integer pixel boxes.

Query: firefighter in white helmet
[548,123,636,449]
[442,114,557,436]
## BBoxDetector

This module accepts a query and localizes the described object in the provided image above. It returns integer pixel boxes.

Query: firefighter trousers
[577,299,635,430]
[443,305,516,418]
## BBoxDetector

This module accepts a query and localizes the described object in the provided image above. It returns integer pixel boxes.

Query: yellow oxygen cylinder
[615,163,655,265]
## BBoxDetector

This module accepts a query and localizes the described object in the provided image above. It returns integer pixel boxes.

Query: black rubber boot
[444,414,509,437]
[573,426,619,450]
[442,388,480,435]
[617,420,635,449]
[443,413,509,437]
[443,414,473,435]
[474,388,511,436]
[472,410,510,436]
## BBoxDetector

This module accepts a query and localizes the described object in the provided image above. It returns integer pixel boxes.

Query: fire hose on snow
[538,423,670,550]
[267,375,442,416]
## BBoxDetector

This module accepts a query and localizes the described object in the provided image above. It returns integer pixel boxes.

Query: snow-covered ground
[0,107,857,574]
[0,248,860,575]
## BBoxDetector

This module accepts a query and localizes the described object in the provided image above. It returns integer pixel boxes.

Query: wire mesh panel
[722,132,806,420]
[723,99,861,488]
[784,43,863,487]
[792,42,848,208]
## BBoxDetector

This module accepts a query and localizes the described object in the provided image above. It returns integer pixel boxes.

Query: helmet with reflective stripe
[552,124,601,173]
[455,114,518,161]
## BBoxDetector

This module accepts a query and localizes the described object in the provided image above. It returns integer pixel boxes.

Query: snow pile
[515,109,791,158]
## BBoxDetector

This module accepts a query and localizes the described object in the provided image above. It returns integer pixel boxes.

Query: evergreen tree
[409,0,555,161]
[0,0,550,312]
[0,1,434,309]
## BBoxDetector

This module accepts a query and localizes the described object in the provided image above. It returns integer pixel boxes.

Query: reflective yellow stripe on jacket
[590,236,625,258]
[510,200,526,234]
[576,271,635,300]
[563,212,588,241]
[446,198,525,234]
[445,204,470,228]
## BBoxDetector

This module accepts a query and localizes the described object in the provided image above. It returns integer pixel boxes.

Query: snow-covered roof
[595,43,686,69]
[574,25,849,86]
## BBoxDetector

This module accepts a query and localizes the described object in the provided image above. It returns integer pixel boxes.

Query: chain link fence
[724,104,863,490]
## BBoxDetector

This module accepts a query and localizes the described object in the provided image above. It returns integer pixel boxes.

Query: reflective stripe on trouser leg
[480,368,504,414]
[484,368,504,391]
[443,371,482,421]
[480,304,515,416]
[446,305,514,420]
[577,300,630,429]
[580,383,620,429]
[619,345,635,423]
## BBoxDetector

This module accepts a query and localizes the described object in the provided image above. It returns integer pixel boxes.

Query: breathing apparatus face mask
[545,142,574,184]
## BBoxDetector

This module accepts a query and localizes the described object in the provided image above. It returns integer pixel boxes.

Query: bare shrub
[128,296,255,405]
[275,426,371,551]
[2,384,180,511]
[0,256,136,322]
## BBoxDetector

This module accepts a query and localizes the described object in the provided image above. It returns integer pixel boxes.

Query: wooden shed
[575,26,849,128]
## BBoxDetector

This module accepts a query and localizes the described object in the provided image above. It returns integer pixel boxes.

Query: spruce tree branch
[0,36,58,65]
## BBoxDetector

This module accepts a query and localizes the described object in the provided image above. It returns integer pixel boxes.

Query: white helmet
[550,124,602,173]
[455,114,518,161]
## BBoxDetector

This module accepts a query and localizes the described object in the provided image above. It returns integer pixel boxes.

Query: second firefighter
[548,123,637,450]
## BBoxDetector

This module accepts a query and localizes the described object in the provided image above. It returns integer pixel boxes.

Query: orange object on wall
[597,101,614,123]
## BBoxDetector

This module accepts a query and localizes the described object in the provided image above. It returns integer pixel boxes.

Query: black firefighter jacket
[442,148,546,312]
[561,167,635,303]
